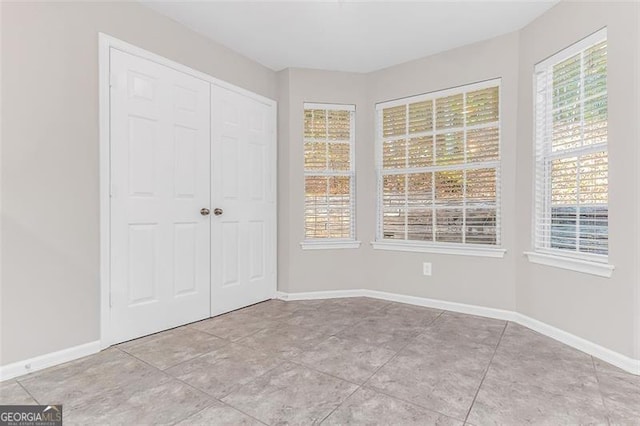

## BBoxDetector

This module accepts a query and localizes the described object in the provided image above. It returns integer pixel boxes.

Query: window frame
[526,27,614,277]
[301,102,360,250]
[372,78,505,258]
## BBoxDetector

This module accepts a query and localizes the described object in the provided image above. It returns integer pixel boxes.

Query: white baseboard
[0,340,101,382]
[276,289,640,375]
[276,289,364,301]
[363,290,517,322]
[514,313,640,375]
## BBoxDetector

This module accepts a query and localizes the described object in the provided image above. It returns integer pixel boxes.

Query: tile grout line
[15,380,40,405]
[291,309,462,424]
[216,300,394,424]
[115,346,272,426]
[228,299,393,370]
[149,338,236,373]
[358,383,464,424]
[171,357,284,426]
[317,384,361,425]
[286,358,363,388]
[590,355,612,426]
[360,310,446,389]
[462,320,509,424]
[307,300,441,424]
[175,397,269,426]
[353,309,469,424]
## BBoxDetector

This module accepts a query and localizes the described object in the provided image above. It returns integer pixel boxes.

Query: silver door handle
[213,208,223,216]
[200,208,210,216]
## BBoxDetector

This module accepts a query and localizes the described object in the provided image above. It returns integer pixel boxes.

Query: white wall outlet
[423,262,432,276]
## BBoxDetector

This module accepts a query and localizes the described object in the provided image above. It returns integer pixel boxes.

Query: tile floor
[1,298,639,425]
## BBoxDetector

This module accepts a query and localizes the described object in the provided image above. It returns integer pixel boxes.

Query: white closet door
[109,49,211,344]
[211,85,276,315]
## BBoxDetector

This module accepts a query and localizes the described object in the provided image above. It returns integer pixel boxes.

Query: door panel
[211,85,276,315]
[110,49,211,344]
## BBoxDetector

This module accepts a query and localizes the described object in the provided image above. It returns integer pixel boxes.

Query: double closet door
[108,48,276,345]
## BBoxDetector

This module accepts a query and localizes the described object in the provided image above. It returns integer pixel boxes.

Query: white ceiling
[143,1,558,73]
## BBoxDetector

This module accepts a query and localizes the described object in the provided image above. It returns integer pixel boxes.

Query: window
[374,80,502,255]
[302,103,358,249]
[533,29,608,264]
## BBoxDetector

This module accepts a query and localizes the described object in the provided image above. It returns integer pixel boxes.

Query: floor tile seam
[333,307,445,349]
[274,313,361,335]
[17,349,167,410]
[113,346,182,378]
[15,380,40,405]
[316,383,361,424]
[402,310,451,342]
[156,338,242,373]
[188,321,263,342]
[292,324,372,357]
[283,308,432,385]
[116,335,236,372]
[219,358,350,426]
[202,358,289,401]
[117,347,274,426]
[168,394,269,426]
[463,321,508,424]
[591,355,613,426]
[358,310,446,391]
[324,303,398,335]
[217,400,270,426]
[357,383,468,424]
[285,358,364,388]
[228,325,340,359]
[116,324,206,351]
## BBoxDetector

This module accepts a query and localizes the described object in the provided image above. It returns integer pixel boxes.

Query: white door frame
[98,33,277,349]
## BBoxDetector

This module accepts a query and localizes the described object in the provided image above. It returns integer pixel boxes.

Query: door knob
[213,208,223,216]
[200,208,210,216]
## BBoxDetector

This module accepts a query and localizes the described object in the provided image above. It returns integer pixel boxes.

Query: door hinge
[109,73,118,89]
[109,291,113,308]
[110,183,117,198]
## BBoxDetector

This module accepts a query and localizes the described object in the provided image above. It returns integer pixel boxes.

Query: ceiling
[142,1,558,73]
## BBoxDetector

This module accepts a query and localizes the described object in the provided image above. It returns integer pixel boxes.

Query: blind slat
[534,30,608,257]
[304,104,356,240]
[377,81,501,246]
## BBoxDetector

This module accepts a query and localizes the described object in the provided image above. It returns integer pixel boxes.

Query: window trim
[301,240,362,250]
[524,251,614,278]
[373,78,503,253]
[302,102,357,248]
[529,28,613,271]
[372,241,505,258]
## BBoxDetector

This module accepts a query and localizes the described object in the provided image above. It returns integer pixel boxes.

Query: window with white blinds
[375,80,501,248]
[534,29,608,260]
[304,103,356,241]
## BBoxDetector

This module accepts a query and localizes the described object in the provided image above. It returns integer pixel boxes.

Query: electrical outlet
[423,262,432,276]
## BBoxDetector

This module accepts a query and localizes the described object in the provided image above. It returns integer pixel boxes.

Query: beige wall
[515,1,640,358]
[277,68,371,293]
[0,1,277,365]
[280,34,520,312]
[365,33,519,311]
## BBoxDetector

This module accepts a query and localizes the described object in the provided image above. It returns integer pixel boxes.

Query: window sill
[300,240,361,250]
[371,241,506,258]
[524,251,614,278]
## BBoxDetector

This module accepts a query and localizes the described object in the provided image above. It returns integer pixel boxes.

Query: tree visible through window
[304,104,355,240]
[376,80,501,246]
[534,29,608,257]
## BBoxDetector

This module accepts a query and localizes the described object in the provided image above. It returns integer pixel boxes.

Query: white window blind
[375,79,501,247]
[304,103,356,240]
[534,29,608,260]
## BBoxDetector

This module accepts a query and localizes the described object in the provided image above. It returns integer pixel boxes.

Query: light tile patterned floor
[2,298,639,425]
